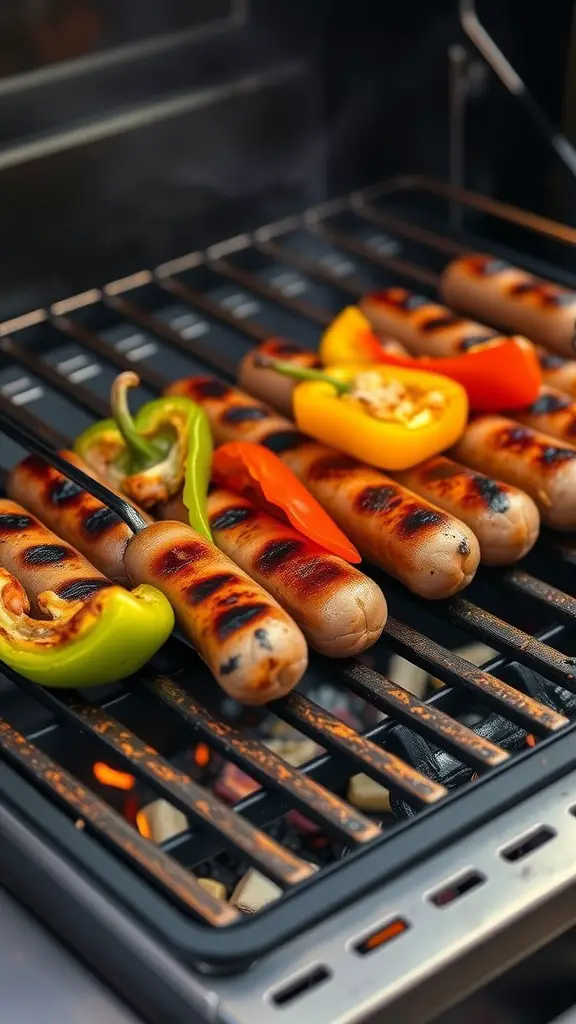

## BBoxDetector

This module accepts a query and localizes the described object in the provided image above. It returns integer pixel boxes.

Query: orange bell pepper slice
[212,441,361,563]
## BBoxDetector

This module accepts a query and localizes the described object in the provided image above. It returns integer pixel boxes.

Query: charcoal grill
[2,172,576,1023]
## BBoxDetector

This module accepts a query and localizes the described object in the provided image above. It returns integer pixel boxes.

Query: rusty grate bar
[104,291,238,379]
[146,672,381,844]
[500,569,576,627]
[274,691,448,807]
[157,272,270,342]
[211,258,331,327]
[62,695,315,887]
[384,617,568,735]
[446,598,576,689]
[337,661,509,771]
[0,716,239,926]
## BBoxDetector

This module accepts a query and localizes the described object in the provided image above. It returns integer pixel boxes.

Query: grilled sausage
[452,416,576,530]
[124,520,308,703]
[0,498,110,614]
[238,339,321,419]
[165,378,480,599]
[393,455,540,566]
[441,254,576,357]
[360,287,498,356]
[159,488,387,656]
[7,452,152,586]
[239,337,410,416]
[514,386,576,447]
[536,348,576,397]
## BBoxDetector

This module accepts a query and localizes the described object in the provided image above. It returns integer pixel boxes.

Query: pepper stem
[110,372,159,463]
[254,355,351,395]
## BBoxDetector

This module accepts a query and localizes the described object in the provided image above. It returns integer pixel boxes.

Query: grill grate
[2,176,576,975]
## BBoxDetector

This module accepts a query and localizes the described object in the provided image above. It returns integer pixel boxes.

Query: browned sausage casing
[239,337,409,416]
[514,386,576,447]
[165,378,480,599]
[238,339,321,419]
[393,455,540,566]
[159,488,388,656]
[7,452,152,586]
[359,287,498,356]
[441,254,576,356]
[536,348,576,397]
[124,521,307,704]
[0,498,111,613]
[451,416,576,530]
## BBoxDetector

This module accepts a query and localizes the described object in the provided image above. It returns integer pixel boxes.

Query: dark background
[0,0,574,317]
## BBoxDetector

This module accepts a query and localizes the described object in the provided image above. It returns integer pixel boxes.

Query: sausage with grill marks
[452,416,576,530]
[0,498,111,614]
[159,488,388,656]
[7,452,152,586]
[393,455,540,566]
[441,254,576,357]
[360,287,498,356]
[536,348,576,397]
[513,386,576,448]
[124,520,308,704]
[165,377,480,599]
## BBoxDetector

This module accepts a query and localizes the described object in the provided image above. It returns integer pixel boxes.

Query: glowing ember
[195,743,210,768]
[136,809,153,839]
[93,761,136,791]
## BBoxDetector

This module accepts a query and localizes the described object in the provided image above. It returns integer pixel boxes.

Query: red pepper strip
[359,339,542,412]
[212,441,361,563]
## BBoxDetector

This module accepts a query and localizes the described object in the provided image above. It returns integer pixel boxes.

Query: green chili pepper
[0,568,174,689]
[74,372,212,540]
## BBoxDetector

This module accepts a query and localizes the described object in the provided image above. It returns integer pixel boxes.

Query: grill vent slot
[500,825,556,863]
[428,869,486,907]
[271,966,331,1007]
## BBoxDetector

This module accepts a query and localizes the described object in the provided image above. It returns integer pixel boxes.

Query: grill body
[2,5,576,1024]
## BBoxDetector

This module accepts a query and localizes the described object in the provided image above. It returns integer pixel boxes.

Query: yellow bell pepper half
[0,571,175,688]
[292,364,469,472]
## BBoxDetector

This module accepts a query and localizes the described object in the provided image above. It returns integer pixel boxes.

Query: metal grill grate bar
[146,672,381,844]
[0,714,239,926]
[211,258,331,327]
[309,222,440,288]
[275,691,448,806]
[356,202,467,258]
[384,617,568,734]
[159,273,270,342]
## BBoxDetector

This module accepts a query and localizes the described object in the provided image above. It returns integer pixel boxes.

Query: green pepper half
[74,371,212,540]
[0,569,174,688]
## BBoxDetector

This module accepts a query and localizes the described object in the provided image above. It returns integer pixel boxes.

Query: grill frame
[1,174,576,983]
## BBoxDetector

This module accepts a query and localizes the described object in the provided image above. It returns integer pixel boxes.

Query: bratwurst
[164,377,480,599]
[441,254,576,357]
[452,416,576,530]
[394,455,540,566]
[360,287,497,356]
[124,520,308,703]
[7,451,152,586]
[159,488,387,656]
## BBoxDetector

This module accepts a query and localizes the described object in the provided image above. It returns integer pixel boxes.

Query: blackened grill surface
[1,178,576,974]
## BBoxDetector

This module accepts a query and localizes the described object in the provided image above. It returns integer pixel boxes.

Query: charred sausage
[7,452,151,586]
[441,254,576,357]
[0,498,111,614]
[165,377,480,599]
[124,520,308,703]
[159,488,388,656]
[360,287,498,356]
[536,348,576,397]
[514,386,576,447]
[393,455,540,566]
[452,416,576,530]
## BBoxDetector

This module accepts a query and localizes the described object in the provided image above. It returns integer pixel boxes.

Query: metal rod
[0,403,147,534]
[356,204,466,257]
[460,0,576,179]
[310,221,442,286]
[211,258,332,327]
